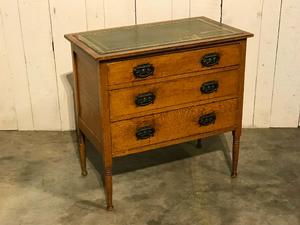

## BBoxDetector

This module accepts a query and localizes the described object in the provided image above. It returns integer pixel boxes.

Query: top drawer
[106,43,241,86]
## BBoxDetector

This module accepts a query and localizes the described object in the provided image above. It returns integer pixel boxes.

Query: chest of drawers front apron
[106,43,241,88]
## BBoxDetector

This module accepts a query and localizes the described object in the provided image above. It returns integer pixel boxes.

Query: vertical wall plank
[104,0,135,27]
[48,0,87,130]
[86,0,105,30]
[1,0,299,130]
[18,0,61,130]
[190,0,221,21]
[136,0,172,24]
[271,0,300,127]
[0,1,34,130]
[223,0,263,127]
[0,10,18,130]
[172,0,190,19]
[253,0,282,127]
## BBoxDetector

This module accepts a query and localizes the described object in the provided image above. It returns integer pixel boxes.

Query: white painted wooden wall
[0,0,299,130]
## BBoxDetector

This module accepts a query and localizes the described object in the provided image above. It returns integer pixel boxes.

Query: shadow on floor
[84,134,233,178]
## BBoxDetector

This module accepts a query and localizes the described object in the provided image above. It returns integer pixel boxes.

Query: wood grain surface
[109,69,240,120]
[111,98,238,155]
[107,43,241,86]
[76,47,101,139]
[66,16,252,210]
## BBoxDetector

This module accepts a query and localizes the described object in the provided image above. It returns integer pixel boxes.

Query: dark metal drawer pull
[133,63,154,79]
[199,112,216,126]
[135,92,156,107]
[201,53,220,67]
[200,80,219,94]
[136,126,155,140]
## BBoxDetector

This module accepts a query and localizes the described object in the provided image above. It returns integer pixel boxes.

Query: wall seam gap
[134,0,137,24]
[84,0,88,30]
[47,0,62,130]
[270,0,283,126]
[252,0,265,127]
[17,0,35,130]
[189,0,191,17]
[171,0,173,20]
[103,0,106,28]
[220,0,223,23]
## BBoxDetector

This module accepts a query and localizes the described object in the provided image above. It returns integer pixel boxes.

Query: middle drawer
[109,69,240,120]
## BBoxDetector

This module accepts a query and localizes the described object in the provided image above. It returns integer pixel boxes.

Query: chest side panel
[74,47,102,142]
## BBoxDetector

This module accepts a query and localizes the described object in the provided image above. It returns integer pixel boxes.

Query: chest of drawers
[65,17,253,210]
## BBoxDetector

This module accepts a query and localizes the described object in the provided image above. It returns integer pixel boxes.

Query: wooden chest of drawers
[65,17,253,210]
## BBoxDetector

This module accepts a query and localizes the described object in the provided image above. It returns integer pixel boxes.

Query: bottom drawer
[111,99,238,154]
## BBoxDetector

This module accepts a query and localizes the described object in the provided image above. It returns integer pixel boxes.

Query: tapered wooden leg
[196,139,202,148]
[231,130,240,178]
[78,131,87,176]
[104,168,113,210]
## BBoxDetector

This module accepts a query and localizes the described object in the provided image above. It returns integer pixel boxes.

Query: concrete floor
[0,129,299,225]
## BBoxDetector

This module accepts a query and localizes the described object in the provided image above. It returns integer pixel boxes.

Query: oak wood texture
[111,99,238,156]
[109,69,240,120]
[106,43,241,86]
[66,16,253,210]
[78,131,87,176]
[75,46,102,140]
[231,130,240,178]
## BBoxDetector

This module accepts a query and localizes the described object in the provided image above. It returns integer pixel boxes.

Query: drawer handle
[136,126,155,140]
[200,80,219,94]
[199,112,216,126]
[135,92,156,107]
[133,63,154,79]
[201,53,220,67]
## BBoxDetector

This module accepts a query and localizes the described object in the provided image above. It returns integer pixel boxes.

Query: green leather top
[76,17,247,54]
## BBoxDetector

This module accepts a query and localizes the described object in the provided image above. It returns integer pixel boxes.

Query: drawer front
[110,69,240,120]
[107,43,241,86]
[111,99,238,154]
